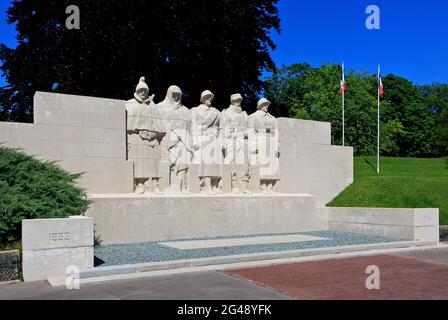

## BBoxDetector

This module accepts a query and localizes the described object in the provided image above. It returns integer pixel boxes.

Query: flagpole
[377,64,380,174]
[342,62,345,147]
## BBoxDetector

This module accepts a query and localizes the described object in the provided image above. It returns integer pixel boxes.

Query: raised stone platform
[86,194,326,245]
[47,240,440,287]
[326,207,440,242]
[159,234,328,250]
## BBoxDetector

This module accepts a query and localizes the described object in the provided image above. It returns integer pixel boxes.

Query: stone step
[159,234,329,250]
[47,240,440,287]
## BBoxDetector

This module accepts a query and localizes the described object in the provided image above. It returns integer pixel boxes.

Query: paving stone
[227,254,448,300]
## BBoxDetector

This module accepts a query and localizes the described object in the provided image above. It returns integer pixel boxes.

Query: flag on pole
[339,65,346,94]
[378,72,384,98]
[340,62,346,146]
[377,64,381,174]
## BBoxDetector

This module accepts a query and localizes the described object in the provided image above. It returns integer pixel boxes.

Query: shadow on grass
[364,158,377,173]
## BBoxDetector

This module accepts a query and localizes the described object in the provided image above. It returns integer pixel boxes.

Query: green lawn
[328,157,448,225]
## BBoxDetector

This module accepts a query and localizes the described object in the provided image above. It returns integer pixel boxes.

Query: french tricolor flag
[339,63,346,94]
[379,76,384,98]
[379,74,384,98]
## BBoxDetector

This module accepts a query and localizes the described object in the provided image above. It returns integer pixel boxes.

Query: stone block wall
[0,92,133,194]
[86,194,325,245]
[0,92,353,198]
[326,207,440,242]
[277,118,354,206]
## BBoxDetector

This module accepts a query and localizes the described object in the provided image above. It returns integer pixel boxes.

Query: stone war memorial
[0,77,440,284]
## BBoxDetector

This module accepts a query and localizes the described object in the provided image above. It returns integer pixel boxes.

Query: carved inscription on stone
[48,232,70,242]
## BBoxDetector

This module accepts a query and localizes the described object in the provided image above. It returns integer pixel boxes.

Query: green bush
[0,145,89,245]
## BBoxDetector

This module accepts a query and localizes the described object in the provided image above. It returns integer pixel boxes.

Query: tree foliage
[265,64,446,157]
[0,146,89,245]
[0,0,280,122]
[382,75,434,157]
[419,83,448,156]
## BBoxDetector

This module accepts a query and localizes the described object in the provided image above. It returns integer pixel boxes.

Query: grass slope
[328,157,448,225]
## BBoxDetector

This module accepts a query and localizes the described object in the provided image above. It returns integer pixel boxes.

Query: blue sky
[1,0,448,86]
[269,0,448,84]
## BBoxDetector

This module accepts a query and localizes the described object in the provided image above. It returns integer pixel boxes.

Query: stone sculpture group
[126,77,280,195]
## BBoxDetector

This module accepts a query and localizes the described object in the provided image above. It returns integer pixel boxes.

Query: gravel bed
[94,231,401,267]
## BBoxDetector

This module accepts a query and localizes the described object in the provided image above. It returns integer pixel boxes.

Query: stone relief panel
[248,98,280,193]
[220,94,251,194]
[125,78,281,195]
[156,86,193,194]
[191,90,223,194]
[126,77,164,194]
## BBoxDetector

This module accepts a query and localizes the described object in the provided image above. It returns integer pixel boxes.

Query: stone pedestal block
[326,207,440,242]
[22,216,94,282]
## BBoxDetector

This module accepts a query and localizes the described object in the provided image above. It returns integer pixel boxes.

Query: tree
[264,63,404,156]
[419,83,448,156]
[382,75,434,157]
[0,0,281,122]
[435,111,448,156]
[264,63,312,118]
[0,146,89,245]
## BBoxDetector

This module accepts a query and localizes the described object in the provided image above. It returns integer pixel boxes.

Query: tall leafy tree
[419,83,448,156]
[265,63,405,156]
[264,63,312,118]
[382,75,434,157]
[0,0,280,122]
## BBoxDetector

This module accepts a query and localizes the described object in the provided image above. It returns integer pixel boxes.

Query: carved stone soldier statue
[126,77,163,194]
[191,90,222,194]
[156,85,193,194]
[248,98,276,131]
[220,93,251,194]
[248,98,279,193]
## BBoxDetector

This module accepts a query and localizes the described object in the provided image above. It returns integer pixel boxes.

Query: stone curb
[47,240,443,287]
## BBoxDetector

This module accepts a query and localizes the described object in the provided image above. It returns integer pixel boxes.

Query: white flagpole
[377,64,380,174]
[342,62,345,147]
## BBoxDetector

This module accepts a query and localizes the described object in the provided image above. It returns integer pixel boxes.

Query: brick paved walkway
[227,254,448,300]
[1,247,448,300]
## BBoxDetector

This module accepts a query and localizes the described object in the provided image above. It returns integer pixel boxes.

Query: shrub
[0,145,89,245]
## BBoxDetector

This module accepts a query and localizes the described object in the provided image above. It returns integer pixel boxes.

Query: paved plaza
[1,246,447,300]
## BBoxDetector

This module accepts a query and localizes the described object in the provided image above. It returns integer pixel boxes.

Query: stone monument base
[86,194,326,245]
[22,216,94,282]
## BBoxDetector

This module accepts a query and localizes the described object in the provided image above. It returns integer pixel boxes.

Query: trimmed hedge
[0,145,89,245]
